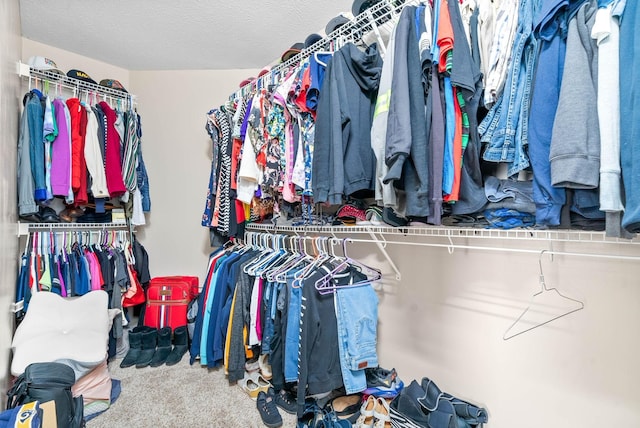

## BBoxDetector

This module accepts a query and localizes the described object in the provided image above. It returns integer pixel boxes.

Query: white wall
[129,69,258,280]
[22,39,130,88]
[0,0,21,408]
[346,237,640,427]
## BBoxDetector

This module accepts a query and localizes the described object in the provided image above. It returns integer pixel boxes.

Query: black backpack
[6,361,85,428]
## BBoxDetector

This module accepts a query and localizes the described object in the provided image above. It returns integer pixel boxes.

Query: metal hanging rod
[235,0,419,98]
[18,61,136,104]
[244,229,640,282]
[245,223,640,246]
[18,221,130,237]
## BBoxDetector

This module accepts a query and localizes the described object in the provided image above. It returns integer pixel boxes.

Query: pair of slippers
[239,371,271,400]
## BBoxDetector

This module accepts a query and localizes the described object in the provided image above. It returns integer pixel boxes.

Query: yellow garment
[224,286,239,374]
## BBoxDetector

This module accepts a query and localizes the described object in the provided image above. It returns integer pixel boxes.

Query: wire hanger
[503,250,585,340]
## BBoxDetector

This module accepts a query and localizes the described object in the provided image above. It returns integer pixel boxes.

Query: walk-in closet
[0,1,638,427]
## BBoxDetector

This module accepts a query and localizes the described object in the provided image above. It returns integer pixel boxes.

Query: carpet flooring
[86,355,297,428]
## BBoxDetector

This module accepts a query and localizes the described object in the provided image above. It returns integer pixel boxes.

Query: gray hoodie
[313,42,382,205]
[550,1,600,189]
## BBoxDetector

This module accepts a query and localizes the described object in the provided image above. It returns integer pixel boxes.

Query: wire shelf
[19,63,136,105]
[245,223,640,246]
[18,222,130,236]
[236,0,418,96]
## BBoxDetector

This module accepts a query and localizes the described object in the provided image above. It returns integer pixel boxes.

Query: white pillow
[11,290,112,378]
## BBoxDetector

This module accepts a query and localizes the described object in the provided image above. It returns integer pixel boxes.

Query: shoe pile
[363,366,404,399]
[389,377,488,428]
[119,325,189,369]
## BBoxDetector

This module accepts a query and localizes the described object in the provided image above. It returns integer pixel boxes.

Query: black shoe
[365,366,397,389]
[135,327,157,368]
[165,325,189,366]
[389,380,430,426]
[383,207,408,227]
[150,326,172,367]
[273,387,296,415]
[257,390,283,428]
[120,327,144,368]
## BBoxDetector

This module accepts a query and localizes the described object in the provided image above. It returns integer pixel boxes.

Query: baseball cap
[239,77,255,88]
[99,79,128,93]
[304,33,323,49]
[257,67,271,78]
[352,0,382,16]
[67,69,97,85]
[325,14,351,35]
[26,56,64,75]
[280,42,304,63]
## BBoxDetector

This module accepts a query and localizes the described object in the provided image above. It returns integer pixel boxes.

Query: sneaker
[364,367,404,398]
[273,387,297,414]
[256,390,283,428]
[365,367,397,389]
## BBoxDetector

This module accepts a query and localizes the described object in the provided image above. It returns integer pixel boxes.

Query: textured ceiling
[19,0,353,70]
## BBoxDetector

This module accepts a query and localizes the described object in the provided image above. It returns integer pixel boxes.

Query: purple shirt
[50,98,72,199]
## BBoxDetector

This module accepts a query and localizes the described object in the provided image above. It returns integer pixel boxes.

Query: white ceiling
[19,0,353,70]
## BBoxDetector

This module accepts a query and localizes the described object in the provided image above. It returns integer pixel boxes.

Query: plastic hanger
[503,250,585,340]
[293,236,340,283]
[314,238,382,294]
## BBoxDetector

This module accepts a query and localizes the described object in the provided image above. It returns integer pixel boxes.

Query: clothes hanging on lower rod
[15,231,150,317]
[189,234,381,417]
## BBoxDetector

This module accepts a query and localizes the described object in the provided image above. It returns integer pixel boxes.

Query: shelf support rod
[368,230,402,281]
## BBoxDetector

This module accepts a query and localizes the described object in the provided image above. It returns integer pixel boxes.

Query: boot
[165,325,189,366]
[120,326,144,368]
[150,326,172,367]
[135,327,158,368]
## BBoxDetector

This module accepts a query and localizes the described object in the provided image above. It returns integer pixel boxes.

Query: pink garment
[256,278,263,341]
[98,102,127,197]
[85,250,104,291]
[50,98,72,198]
[72,359,112,404]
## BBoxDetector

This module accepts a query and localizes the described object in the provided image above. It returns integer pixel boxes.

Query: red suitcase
[151,276,199,299]
[143,276,199,330]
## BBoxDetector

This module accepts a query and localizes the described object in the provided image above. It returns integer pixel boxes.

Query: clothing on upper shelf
[17,87,151,225]
[202,0,634,235]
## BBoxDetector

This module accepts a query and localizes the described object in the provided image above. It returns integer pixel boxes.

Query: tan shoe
[373,397,391,428]
[354,395,376,428]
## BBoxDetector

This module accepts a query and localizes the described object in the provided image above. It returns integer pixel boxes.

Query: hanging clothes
[190,235,381,418]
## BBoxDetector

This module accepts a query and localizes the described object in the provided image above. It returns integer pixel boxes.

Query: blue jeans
[480,0,536,177]
[136,149,151,212]
[335,284,379,394]
[261,281,279,355]
[284,272,303,383]
[620,0,640,231]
